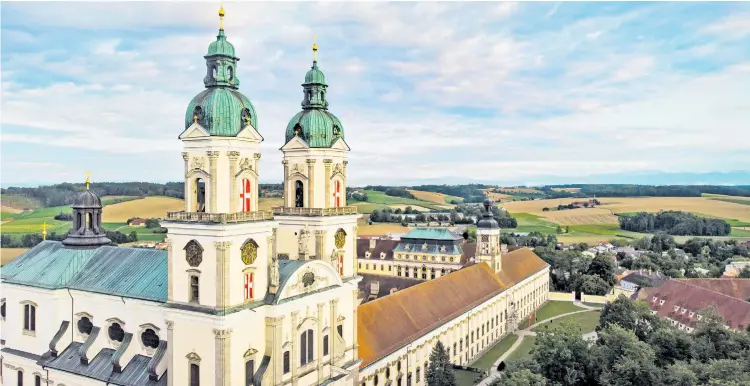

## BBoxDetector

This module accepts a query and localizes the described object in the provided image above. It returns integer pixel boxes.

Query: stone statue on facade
[298,226,311,259]
[269,255,280,294]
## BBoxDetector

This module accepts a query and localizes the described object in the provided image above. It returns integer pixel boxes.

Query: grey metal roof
[2,241,168,302]
[45,342,167,386]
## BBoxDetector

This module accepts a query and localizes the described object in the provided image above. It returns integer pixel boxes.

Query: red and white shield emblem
[241,178,252,212]
[244,272,254,300]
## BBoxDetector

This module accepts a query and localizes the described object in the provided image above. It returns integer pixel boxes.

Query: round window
[141,328,160,349]
[108,323,125,342]
[77,316,93,335]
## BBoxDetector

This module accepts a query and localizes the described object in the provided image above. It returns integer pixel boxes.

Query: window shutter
[300,332,307,365]
[30,306,35,331]
[307,329,314,362]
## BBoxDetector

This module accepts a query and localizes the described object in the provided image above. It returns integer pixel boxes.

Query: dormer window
[652,296,658,302]
[659,300,665,305]
[674,306,679,312]
[365,251,371,259]
[380,252,386,259]
[689,312,695,317]
[697,315,703,321]
[422,243,428,251]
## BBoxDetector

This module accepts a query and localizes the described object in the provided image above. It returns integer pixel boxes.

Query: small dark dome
[477,198,499,229]
[72,190,103,209]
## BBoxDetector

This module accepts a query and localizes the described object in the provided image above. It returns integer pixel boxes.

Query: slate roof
[619,272,667,288]
[357,273,424,302]
[356,248,548,368]
[1,241,168,302]
[45,342,167,386]
[636,279,750,331]
[356,239,399,260]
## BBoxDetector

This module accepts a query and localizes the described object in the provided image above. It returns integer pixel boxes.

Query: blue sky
[2,1,749,186]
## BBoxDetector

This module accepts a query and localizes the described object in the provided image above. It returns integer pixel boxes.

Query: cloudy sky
[2,1,749,186]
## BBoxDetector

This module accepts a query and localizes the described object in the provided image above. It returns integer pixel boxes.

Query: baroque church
[0,8,550,386]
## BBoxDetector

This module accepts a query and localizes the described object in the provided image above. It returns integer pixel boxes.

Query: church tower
[178,5,263,214]
[476,198,502,272]
[274,38,361,277]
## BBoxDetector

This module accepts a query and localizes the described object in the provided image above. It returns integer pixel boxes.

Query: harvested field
[542,210,619,225]
[259,197,283,211]
[504,197,750,223]
[483,189,512,202]
[102,196,184,222]
[552,187,581,193]
[357,223,411,236]
[407,189,462,205]
[1,248,28,266]
[389,204,433,212]
[0,205,24,214]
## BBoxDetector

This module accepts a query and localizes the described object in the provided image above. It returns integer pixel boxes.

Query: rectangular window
[337,325,343,338]
[323,335,329,356]
[307,329,314,363]
[24,305,29,330]
[283,351,290,374]
[190,276,200,303]
[23,304,36,332]
[190,363,199,386]
[300,332,307,366]
[245,360,254,386]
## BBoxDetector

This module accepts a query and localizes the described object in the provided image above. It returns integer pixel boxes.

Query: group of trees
[410,184,488,203]
[54,212,74,221]
[2,182,184,208]
[1,230,138,248]
[491,296,750,386]
[542,184,750,198]
[618,211,732,236]
[533,247,617,295]
[616,234,750,278]
[347,191,369,202]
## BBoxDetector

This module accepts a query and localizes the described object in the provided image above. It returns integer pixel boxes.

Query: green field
[361,190,445,211]
[512,213,559,233]
[350,202,389,214]
[532,311,601,334]
[472,334,519,369]
[708,197,750,206]
[506,336,536,362]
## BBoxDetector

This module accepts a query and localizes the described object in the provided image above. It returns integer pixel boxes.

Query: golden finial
[193,114,199,123]
[219,4,225,30]
[85,171,91,190]
[312,32,318,61]
[42,222,47,241]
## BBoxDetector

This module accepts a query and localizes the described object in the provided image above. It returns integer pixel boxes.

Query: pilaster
[182,152,191,211]
[228,151,240,212]
[166,320,174,386]
[351,226,359,276]
[323,159,333,208]
[282,160,289,207]
[342,160,348,206]
[207,151,220,212]
[306,159,316,208]
[254,153,262,209]
[265,316,285,385]
[316,302,325,384]
[291,311,299,386]
[165,238,174,301]
[214,241,232,308]
[329,298,339,365]
[351,289,359,360]
[314,230,326,260]
[213,328,233,386]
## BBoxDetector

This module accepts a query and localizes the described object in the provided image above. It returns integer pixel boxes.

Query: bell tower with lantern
[274,35,360,278]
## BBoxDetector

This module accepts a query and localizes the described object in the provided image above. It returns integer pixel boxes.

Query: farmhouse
[0,8,549,386]
[129,218,147,227]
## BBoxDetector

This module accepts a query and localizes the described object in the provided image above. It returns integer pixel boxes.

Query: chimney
[370,237,377,249]
[390,288,398,294]
[370,281,380,296]
[501,244,508,254]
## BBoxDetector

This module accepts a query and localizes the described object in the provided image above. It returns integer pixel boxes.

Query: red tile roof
[637,279,750,331]
[677,278,750,301]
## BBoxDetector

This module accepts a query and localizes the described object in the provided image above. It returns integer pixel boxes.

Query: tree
[490,369,547,386]
[587,254,617,287]
[597,295,664,341]
[426,341,455,386]
[738,266,750,278]
[531,322,593,386]
[591,325,661,386]
[576,274,610,296]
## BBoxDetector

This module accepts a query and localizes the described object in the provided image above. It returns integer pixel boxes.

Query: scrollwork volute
[190,157,205,171]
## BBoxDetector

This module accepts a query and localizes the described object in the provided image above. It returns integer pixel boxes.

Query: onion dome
[477,198,499,229]
[62,173,111,248]
[284,38,345,147]
[183,6,258,137]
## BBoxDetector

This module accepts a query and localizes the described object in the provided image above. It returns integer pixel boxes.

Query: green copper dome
[304,61,326,85]
[207,29,236,58]
[285,109,344,147]
[186,88,257,136]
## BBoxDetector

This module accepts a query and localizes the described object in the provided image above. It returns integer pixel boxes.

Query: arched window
[295,180,304,208]
[300,329,314,366]
[190,363,199,386]
[212,67,218,80]
[416,367,420,382]
[77,212,82,230]
[86,212,93,230]
[35,374,41,386]
[23,302,36,332]
[227,66,234,81]
[195,178,206,212]
[283,351,290,374]
[17,370,23,386]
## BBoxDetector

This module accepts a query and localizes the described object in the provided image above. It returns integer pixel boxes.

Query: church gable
[280,135,310,151]
[271,260,343,304]
[178,122,210,139]
[236,124,264,142]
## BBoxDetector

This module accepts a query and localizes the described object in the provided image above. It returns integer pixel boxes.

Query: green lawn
[583,302,606,309]
[506,336,536,362]
[532,311,601,334]
[727,220,750,227]
[444,195,464,204]
[511,213,559,233]
[518,301,584,329]
[472,334,519,369]
[455,368,481,386]
[362,190,444,210]
[730,228,750,237]
[350,202,389,214]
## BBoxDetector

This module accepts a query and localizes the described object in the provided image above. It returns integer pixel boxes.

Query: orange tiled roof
[677,278,750,301]
[356,248,548,368]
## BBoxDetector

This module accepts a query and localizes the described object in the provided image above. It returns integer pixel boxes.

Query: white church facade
[0,8,549,386]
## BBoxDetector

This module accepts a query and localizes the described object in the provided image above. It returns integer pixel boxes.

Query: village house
[129,218,147,227]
